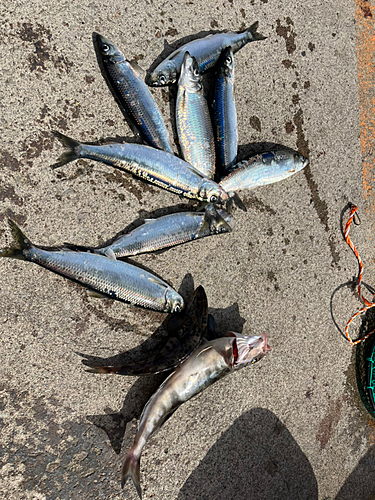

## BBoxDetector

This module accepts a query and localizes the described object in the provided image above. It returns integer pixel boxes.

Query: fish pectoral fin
[103,248,117,260]
[87,290,109,299]
[147,275,168,287]
[196,345,213,358]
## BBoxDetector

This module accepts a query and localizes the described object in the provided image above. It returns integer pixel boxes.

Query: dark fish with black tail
[51,132,228,204]
[148,22,266,87]
[0,220,184,313]
[176,52,215,179]
[93,33,173,153]
[220,150,309,195]
[83,203,232,260]
[94,332,270,497]
[86,286,208,375]
[212,46,238,173]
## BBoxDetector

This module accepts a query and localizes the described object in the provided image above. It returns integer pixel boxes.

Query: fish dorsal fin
[87,290,109,299]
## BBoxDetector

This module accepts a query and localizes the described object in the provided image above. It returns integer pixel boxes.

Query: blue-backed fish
[176,52,215,179]
[148,22,266,87]
[93,33,173,153]
[52,132,228,204]
[0,220,184,313]
[220,150,309,195]
[212,46,238,174]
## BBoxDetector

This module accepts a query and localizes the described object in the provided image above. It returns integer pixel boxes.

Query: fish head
[166,289,185,314]
[219,46,235,79]
[178,52,202,92]
[200,180,229,205]
[204,203,234,234]
[227,332,271,368]
[293,153,309,173]
[148,61,178,86]
[93,33,125,64]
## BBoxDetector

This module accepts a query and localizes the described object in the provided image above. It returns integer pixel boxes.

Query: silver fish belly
[148,22,266,86]
[176,52,215,179]
[52,133,228,204]
[120,332,270,497]
[212,47,238,173]
[219,150,309,195]
[93,33,173,153]
[0,220,184,314]
[96,205,233,259]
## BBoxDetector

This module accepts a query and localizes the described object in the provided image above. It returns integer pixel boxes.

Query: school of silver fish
[0,21,310,499]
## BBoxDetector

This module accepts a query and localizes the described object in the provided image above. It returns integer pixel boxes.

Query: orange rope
[344,204,375,345]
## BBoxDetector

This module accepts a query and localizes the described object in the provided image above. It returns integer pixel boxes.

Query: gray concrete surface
[1,1,374,499]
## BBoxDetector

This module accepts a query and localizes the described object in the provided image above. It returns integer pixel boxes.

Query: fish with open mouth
[85,285,208,375]
[51,132,228,204]
[148,21,266,86]
[90,331,270,498]
[176,52,215,179]
[93,33,173,153]
[67,204,233,260]
[219,150,309,195]
[212,46,238,173]
[0,220,184,313]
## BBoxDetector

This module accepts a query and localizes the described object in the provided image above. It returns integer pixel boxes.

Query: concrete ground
[1,1,375,499]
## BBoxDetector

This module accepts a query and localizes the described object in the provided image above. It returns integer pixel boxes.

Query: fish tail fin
[247,21,267,41]
[51,131,81,169]
[121,447,142,498]
[0,219,32,260]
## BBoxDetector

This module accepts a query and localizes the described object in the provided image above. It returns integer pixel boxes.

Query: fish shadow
[84,273,246,455]
[177,407,318,500]
[236,141,301,165]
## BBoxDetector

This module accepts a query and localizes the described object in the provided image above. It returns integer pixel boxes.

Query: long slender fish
[0,220,184,313]
[69,204,233,260]
[107,331,270,498]
[93,33,173,154]
[176,52,215,179]
[220,150,309,195]
[148,22,266,87]
[52,132,228,204]
[212,46,238,173]
[86,285,208,375]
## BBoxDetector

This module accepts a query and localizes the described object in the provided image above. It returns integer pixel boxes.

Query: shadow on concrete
[177,407,318,500]
[335,445,375,500]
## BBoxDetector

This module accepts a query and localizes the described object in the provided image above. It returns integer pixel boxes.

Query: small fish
[94,331,270,498]
[75,204,232,260]
[148,22,266,87]
[52,132,228,204]
[220,150,309,195]
[93,33,173,153]
[212,46,238,173]
[176,52,215,179]
[85,285,208,375]
[0,220,184,313]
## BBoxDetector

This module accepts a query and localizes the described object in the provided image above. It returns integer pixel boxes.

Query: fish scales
[148,22,266,86]
[93,34,173,153]
[176,53,215,179]
[220,150,309,195]
[212,47,238,173]
[52,134,228,204]
[0,220,184,313]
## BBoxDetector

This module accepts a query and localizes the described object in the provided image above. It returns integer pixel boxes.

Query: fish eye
[251,359,258,364]
[159,75,167,84]
[209,195,218,203]
[225,56,232,64]
[102,44,110,53]
[173,304,181,313]
[193,67,199,77]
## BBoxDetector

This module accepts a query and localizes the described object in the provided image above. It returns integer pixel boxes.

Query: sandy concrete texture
[0,0,374,499]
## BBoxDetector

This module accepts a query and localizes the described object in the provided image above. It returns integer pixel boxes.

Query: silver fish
[103,332,270,497]
[176,52,215,179]
[220,150,309,195]
[148,22,266,87]
[85,285,208,375]
[93,33,173,153]
[89,204,233,259]
[0,220,184,313]
[52,132,228,204]
[212,46,238,173]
